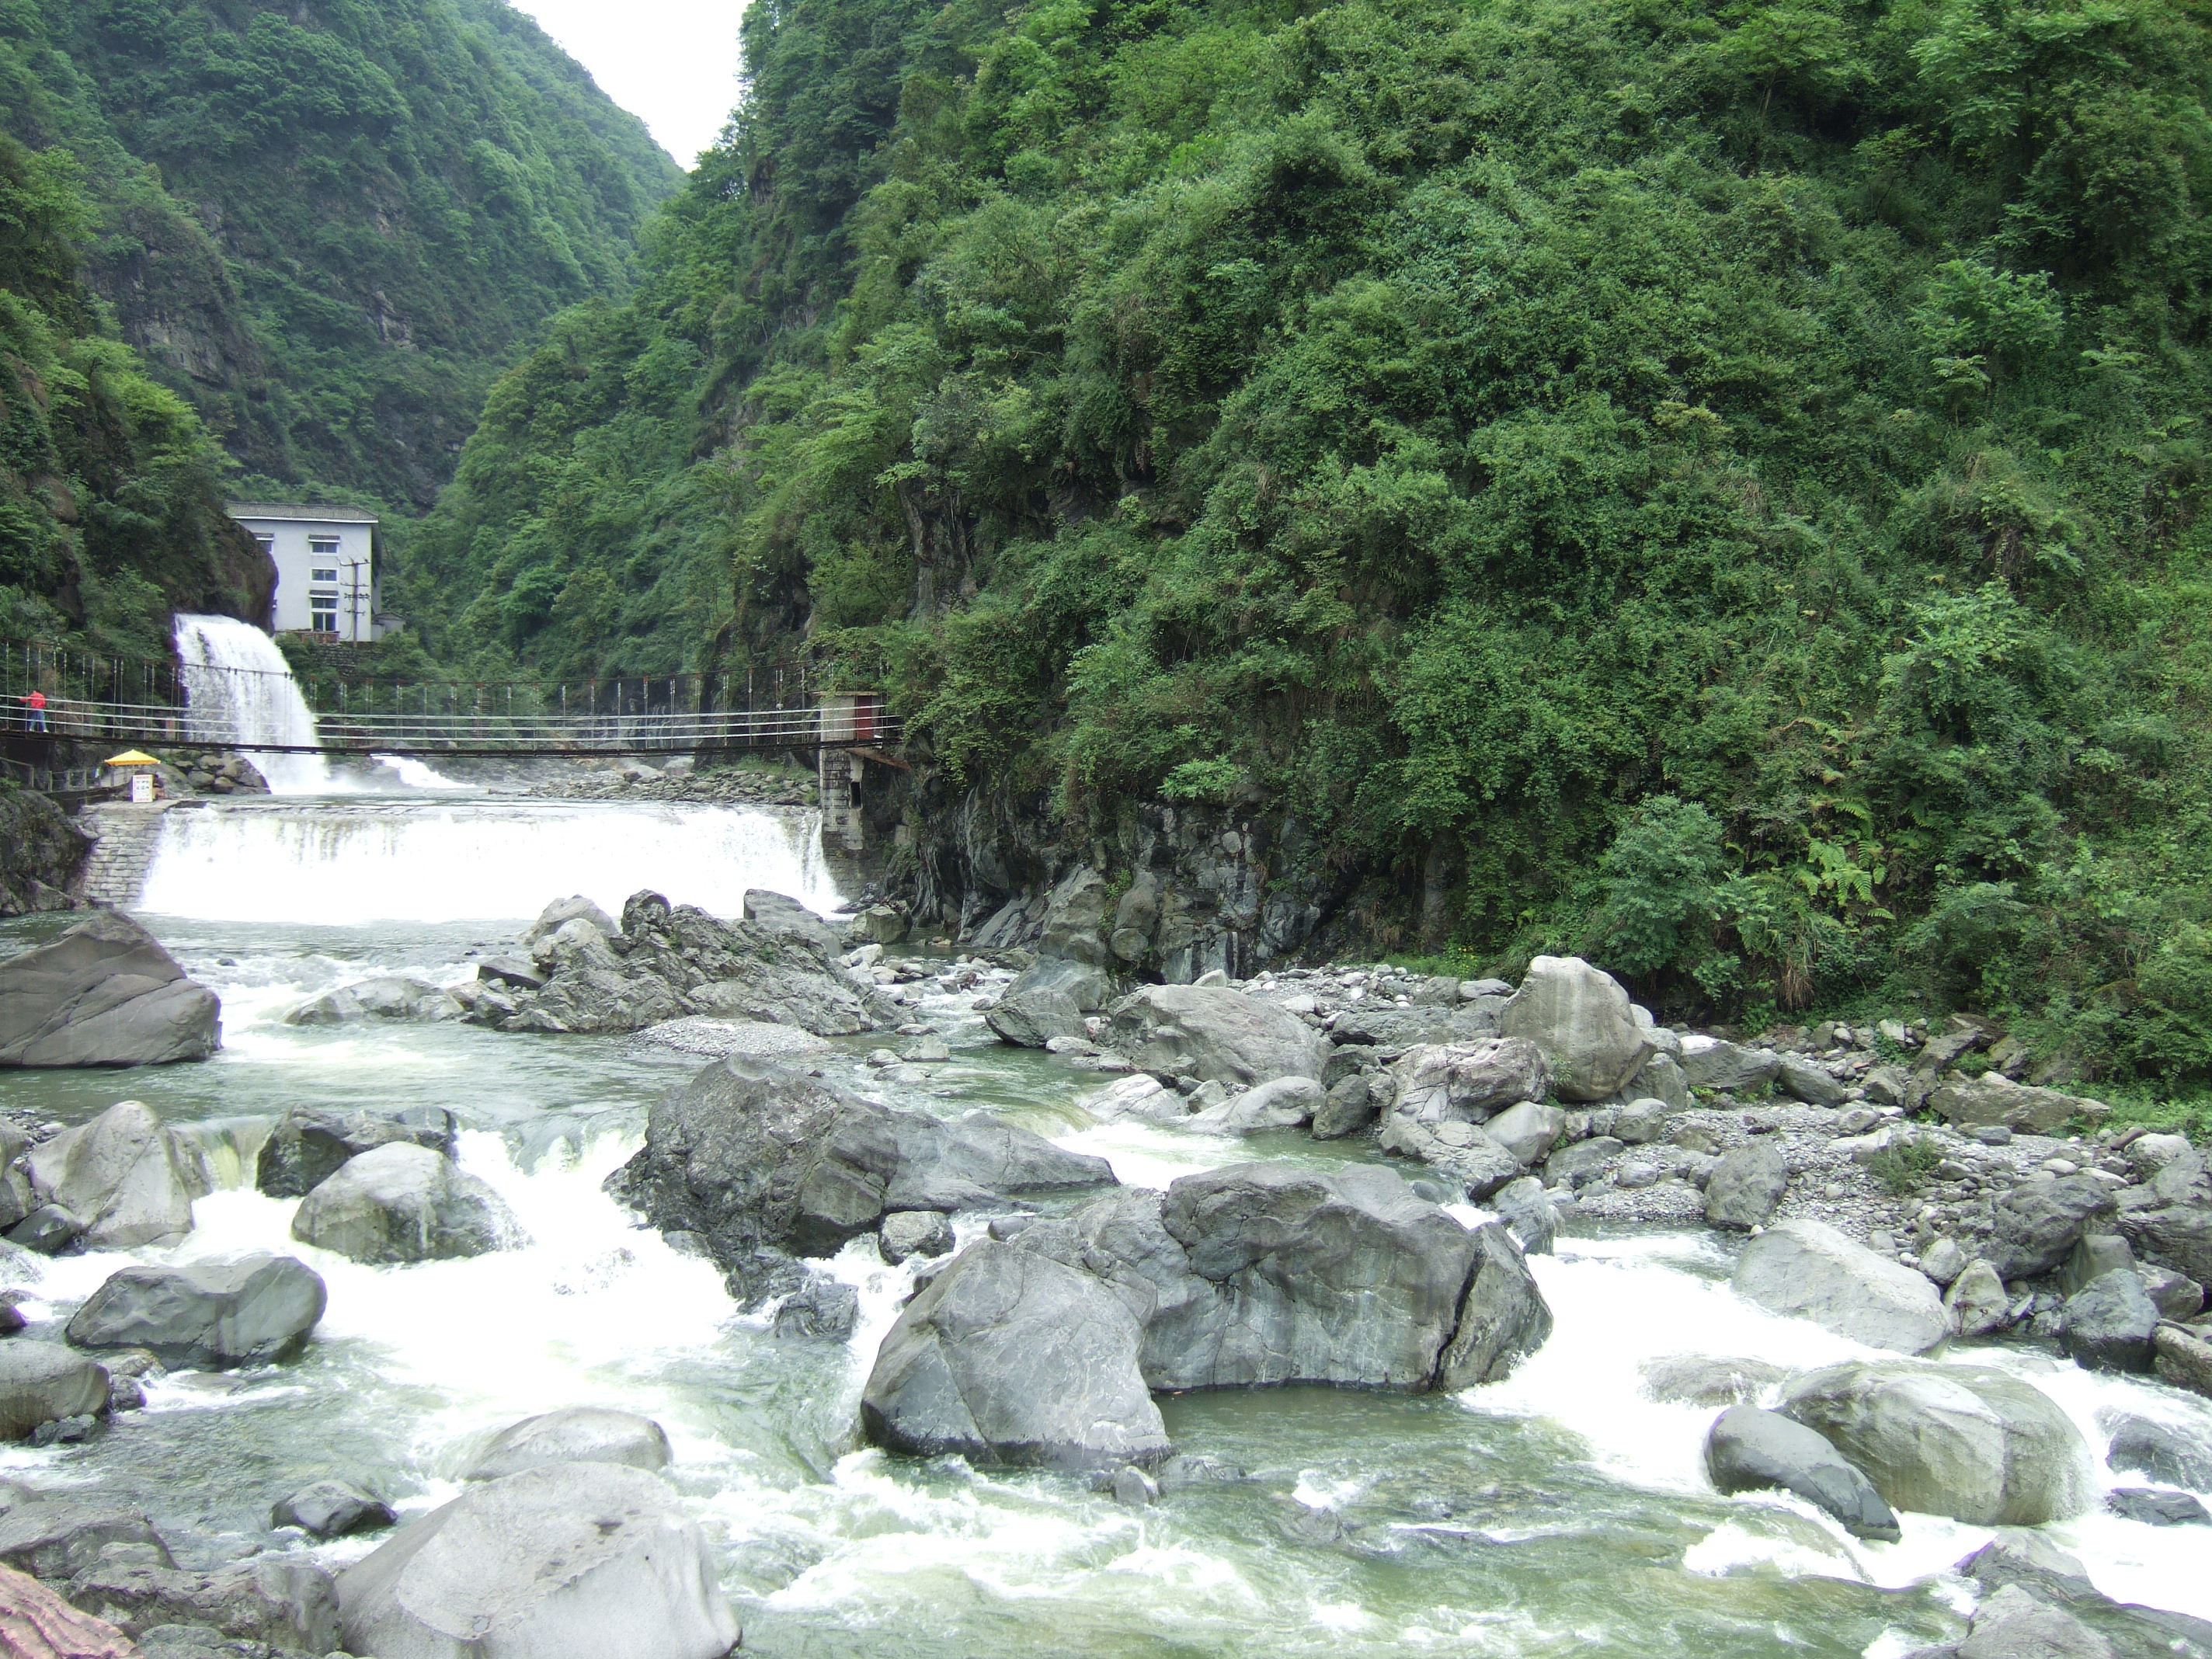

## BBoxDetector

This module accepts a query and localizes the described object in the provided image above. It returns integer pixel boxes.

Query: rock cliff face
[0,795,92,919]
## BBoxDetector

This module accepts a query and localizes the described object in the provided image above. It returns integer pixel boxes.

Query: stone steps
[75,802,174,906]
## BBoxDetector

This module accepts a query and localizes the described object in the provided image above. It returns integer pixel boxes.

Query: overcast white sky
[512,0,746,168]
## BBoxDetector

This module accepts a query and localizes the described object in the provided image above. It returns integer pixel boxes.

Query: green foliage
[1866,1133,1945,1197]
[416,0,2212,1088]
[0,0,678,512]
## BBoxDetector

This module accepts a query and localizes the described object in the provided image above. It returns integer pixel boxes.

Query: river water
[2,788,2208,1658]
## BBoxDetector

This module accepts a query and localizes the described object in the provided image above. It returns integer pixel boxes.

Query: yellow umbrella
[103,750,161,767]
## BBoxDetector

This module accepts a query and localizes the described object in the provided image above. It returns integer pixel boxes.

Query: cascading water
[172,613,336,795]
[137,798,845,921]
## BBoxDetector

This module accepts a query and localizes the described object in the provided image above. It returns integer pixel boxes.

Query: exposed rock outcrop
[1500,956,1650,1101]
[1705,1405,1901,1540]
[0,793,92,917]
[0,913,219,1067]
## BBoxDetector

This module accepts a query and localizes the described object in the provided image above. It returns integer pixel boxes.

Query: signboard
[130,773,154,804]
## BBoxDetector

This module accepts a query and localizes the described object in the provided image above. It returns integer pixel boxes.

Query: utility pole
[343,558,368,644]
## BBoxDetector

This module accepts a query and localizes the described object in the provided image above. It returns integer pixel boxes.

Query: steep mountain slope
[413,0,2212,1089]
[0,0,681,509]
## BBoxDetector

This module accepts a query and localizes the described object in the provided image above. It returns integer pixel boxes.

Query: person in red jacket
[23,689,46,732]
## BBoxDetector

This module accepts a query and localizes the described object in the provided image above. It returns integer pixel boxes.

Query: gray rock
[1705,1405,1901,1539]
[464,1408,671,1480]
[272,1480,395,1538]
[475,955,545,992]
[6,1204,80,1254]
[2155,1322,2212,1397]
[1947,1260,2014,1337]
[1704,1141,1789,1229]
[523,895,617,947]
[2106,1414,2212,1488]
[604,1055,1115,1302]
[2125,1133,2193,1179]
[1110,1466,1157,1507]
[742,890,841,954]
[771,1277,858,1340]
[1986,1176,2119,1279]
[1733,1220,1953,1352]
[0,911,221,1067]
[2061,1271,2159,1372]
[1928,1073,2107,1136]
[1187,1075,1324,1133]
[1501,956,1651,1101]
[1489,1175,1558,1255]
[1106,985,1326,1086]
[879,1210,955,1263]
[1956,1583,2111,1659]
[861,1240,1168,1469]
[2140,1264,2204,1320]
[2115,1147,2212,1284]
[1435,1223,1553,1388]
[1310,1073,1382,1141]
[285,976,461,1026]
[290,1144,518,1265]
[254,1105,457,1199]
[26,1101,210,1248]
[65,1555,339,1651]
[1543,1136,1625,1191]
[1776,1054,1848,1108]
[1639,1354,1786,1407]
[0,1342,110,1440]
[1609,1097,1669,1145]
[1678,1035,1781,1093]
[0,1495,168,1578]
[1779,1362,2093,1525]
[2106,1487,2208,1525]
[1614,1160,1661,1188]
[1483,1101,1566,1167]
[1386,1038,1549,1122]
[1921,1236,1970,1285]
[1626,1052,1693,1111]
[64,1254,325,1369]
[986,960,1096,1047]
[337,1462,739,1659]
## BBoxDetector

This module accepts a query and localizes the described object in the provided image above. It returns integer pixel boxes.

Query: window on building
[311,590,340,633]
[253,534,275,558]
[309,535,340,556]
[310,567,339,583]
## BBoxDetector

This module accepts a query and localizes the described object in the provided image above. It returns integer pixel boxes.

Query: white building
[228,503,381,642]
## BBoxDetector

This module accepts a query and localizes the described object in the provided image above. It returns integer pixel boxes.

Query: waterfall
[172,614,336,795]
[137,799,843,923]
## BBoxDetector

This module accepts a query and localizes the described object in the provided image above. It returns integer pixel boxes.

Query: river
[2,774,2208,1656]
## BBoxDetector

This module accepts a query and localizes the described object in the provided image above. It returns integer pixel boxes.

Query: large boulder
[1105,986,1326,1087]
[1779,1362,2093,1525]
[285,975,463,1026]
[0,1561,137,1659]
[742,890,841,954]
[1704,1141,1789,1230]
[861,1240,1167,1469]
[1928,1073,2107,1135]
[464,1409,671,1481]
[26,1102,210,1249]
[337,1462,739,1659]
[0,912,220,1067]
[1481,1101,1566,1167]
[604,1056,1115,1301]
[1435,1221,1554,1388]
[2115,1148,2212,1284]
[2106,1415,2212,1488]
[0,1497,165,1580]
[1984,1176,2118,1280]
[1704,1405,1901,1540]
[1955,1582,2111,1659]
[64,1254,325,1369]
[523,896,617,948]
[290,1144,518,1265]
[1678,1035,1781,1093]
[1186,1075,1324,1133]
[985,958,1098,1047]
[1377,1039,1549,1195]
[2061,1270,2158,1373]
[1732,1220,1952,1352]
[1501,957,1652,1101]
[0,1344,110,1440]
[255,1105,457,1199]
[64,1554,339,1651]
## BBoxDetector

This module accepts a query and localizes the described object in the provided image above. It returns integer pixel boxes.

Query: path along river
[1,788,2207,1659]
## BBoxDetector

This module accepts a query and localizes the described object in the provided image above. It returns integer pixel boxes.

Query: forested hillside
[0,0,680,510]
[416,0,2212,1090]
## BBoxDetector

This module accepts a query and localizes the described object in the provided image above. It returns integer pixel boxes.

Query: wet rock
[1500,956,1651,1101]
[284,975,462,1026]
[0,1497,169,1579]
[1155,1454,1247,1494]
[0,1344,112,1440]
[771,1278,857,1340]
[2153,1323,2212,1399]
[272,1480,395,1539]
[1309,1073,1382,1141]
[1927,1073,2106,1136]
[1703,1142,1789,1230]
[0,1562,137,1659]
[65,1555,339,1651]
[861,1240,1169,1469]
[1734,1221,1952,1352]
[2105,1414,2212,1488]
[1946,1261,2014,1337]
[1956,1583,2110,1659]
[338,1462,739,1659]
[26,1101,210,1249]
[604,1055,1115,1303]
[64,1254,325,1369]
[2106,1487,2208,1526]
[1482,1101,1566,1167]
[8,1206,82,1254]
[1187,1075,1324,1133]
[290,1144,518,1265]
[1490,1176,1557,1256]
[1985,1176,2118,1279]
[0,912,221,1068]
[985,961,1093,1047]
[464,1408,671,1480]
[1435,1223,1553,1388]
[2060,1271,2158,1373]
[1109,1466,1158,1508]
[1779,1362,2092,1526]
[1638,1355,1786,1407]
[1106,986,1326,1086]
[878,1210,955,1263]
[1705,1405,1901,1540]
[1678,1035,1781,1094]
[253,1105,457,1199]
